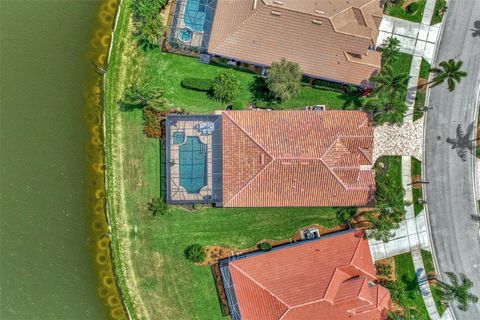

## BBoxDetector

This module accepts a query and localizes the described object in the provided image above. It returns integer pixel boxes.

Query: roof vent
[314,9,325,14]
[312,19,323,25]
[271,10,282,16]
[273,0,283,4]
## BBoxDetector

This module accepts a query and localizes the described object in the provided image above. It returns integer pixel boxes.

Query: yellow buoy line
[85,0,130,319]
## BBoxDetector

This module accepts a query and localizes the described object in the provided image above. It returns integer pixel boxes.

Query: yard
[412,158,424,216]
[384,0,427,23]
[394,253,430,319]
[104,1,344,319]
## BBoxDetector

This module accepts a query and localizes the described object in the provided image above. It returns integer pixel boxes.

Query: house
[165,110,375,207]
[219,230,392,320]
[169,0,384,86]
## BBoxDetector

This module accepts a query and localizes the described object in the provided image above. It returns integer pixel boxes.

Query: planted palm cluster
[131,0,168,50]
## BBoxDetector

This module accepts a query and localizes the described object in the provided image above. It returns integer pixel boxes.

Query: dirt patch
[417,78,428,91]
[375,257,397,282]
[412,175,422,188]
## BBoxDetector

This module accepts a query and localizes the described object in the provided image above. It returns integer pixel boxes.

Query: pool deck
[169,120,213,201]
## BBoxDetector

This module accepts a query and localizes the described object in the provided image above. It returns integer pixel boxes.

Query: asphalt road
[424,0,480,318]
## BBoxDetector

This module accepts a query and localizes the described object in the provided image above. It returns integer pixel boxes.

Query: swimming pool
[179,136,207,193]
[184,0,207,32]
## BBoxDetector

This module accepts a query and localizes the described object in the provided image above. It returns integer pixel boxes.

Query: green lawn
[384,0,427,23]
[420,59,431,79]
[394,253,430,319]
[421,250,447,315]
[412,158,424,216]
[431,0,446,25]
[375,156,403,205]
[414,59,430,121]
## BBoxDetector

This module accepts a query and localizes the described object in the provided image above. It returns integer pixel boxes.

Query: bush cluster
[406,2,419,14]
[258,242,272,251]
[181,78,213,92]
[184,244,206,263]
[142,107,164,138]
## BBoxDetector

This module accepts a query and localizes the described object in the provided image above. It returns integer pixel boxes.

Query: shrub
[258,242,272,251]
[312,79,345,92]
[142,107,164,138]
[130,0,168,50]
[406,2,419,14]
[231,100,244,110]
[211,71,240,103]
[266,58,303,101]
[184,244,206,263]
[181,78,213,92]
[148,197,170,216]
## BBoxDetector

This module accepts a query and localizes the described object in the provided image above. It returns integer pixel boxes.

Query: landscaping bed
[412,158,424,216]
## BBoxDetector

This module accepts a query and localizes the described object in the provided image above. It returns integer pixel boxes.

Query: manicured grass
[421,250,447,315]
[431,0,446,25]
[139,50,349,112]
[394,253,430,319]
[384,0,427,23]
[376,156,403,196]
[412,158,424,216]
[419,59,431,79]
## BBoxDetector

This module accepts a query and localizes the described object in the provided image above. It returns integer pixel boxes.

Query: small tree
[131,0,168,50]
[120,82,166,111]
[366,211,400,242]
[184,244,206,263]
[437,272,478,311]
[266,58,303,101]
[428,59,467,91]
[148,197,170,216]
[210,71,239,103]
[386,280,408,306]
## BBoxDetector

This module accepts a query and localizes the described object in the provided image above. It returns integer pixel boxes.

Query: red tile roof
[221,110,375,207]
[229,231,391,320]
[208,0,383,85]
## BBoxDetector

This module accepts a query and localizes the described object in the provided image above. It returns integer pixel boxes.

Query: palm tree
[437,272,478,311]
[120,82,166,111]
[428,59,467,91]
[381,36,401,67]
[370,65,409,98]
[386,280,408,306]
[336,207,357,229]
[366,211,400,242]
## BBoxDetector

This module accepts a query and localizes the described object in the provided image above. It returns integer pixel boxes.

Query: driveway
[424,0,480,319]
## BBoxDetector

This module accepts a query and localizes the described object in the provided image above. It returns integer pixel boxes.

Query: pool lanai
[165,115,223,205]
[168,0,217,51]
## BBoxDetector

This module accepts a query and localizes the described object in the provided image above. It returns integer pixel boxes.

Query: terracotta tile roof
[208,0,383,85]
[221,110,375,207]
[229,231,391,320]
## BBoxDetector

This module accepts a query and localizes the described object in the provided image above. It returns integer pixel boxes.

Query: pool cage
[165,114,223,205]
[168,0,218,54]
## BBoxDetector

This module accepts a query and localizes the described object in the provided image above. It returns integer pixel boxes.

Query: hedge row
[181,78,213,92]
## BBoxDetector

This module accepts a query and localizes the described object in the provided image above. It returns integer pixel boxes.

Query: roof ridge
[209,3,267,53]
[350,237,377,280]
[223,160,274,207]
[230,263,291,308]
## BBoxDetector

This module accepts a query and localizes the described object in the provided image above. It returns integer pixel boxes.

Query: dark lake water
[1,0,109,318]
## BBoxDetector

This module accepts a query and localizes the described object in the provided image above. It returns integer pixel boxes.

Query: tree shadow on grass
[249,76,274,106]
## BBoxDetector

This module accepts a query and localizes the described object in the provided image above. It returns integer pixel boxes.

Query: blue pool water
[178,28,193,42]
[179,137,207,193]
[184,0,206,32]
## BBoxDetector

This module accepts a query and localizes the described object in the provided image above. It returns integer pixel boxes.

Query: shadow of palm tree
[446,122,475,161]
[338,85,363,110]
[472,20,480,37]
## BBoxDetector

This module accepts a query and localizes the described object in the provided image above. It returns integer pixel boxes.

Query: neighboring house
[219,230,392,320]
[169,0,384,86]
[165,110,375,207]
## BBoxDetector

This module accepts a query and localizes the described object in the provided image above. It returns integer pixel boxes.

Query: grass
[412,158,424,216]
[139,50,350,112]
[376,156,403,197]
[104,1,344,318]
[414,59,430,121]
[421,250,447,315]
[394,253,430,319]
[431,0,446,25]
[384,0,427,23]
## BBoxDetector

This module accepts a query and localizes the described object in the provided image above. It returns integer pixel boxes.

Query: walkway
[369,2,456,319]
